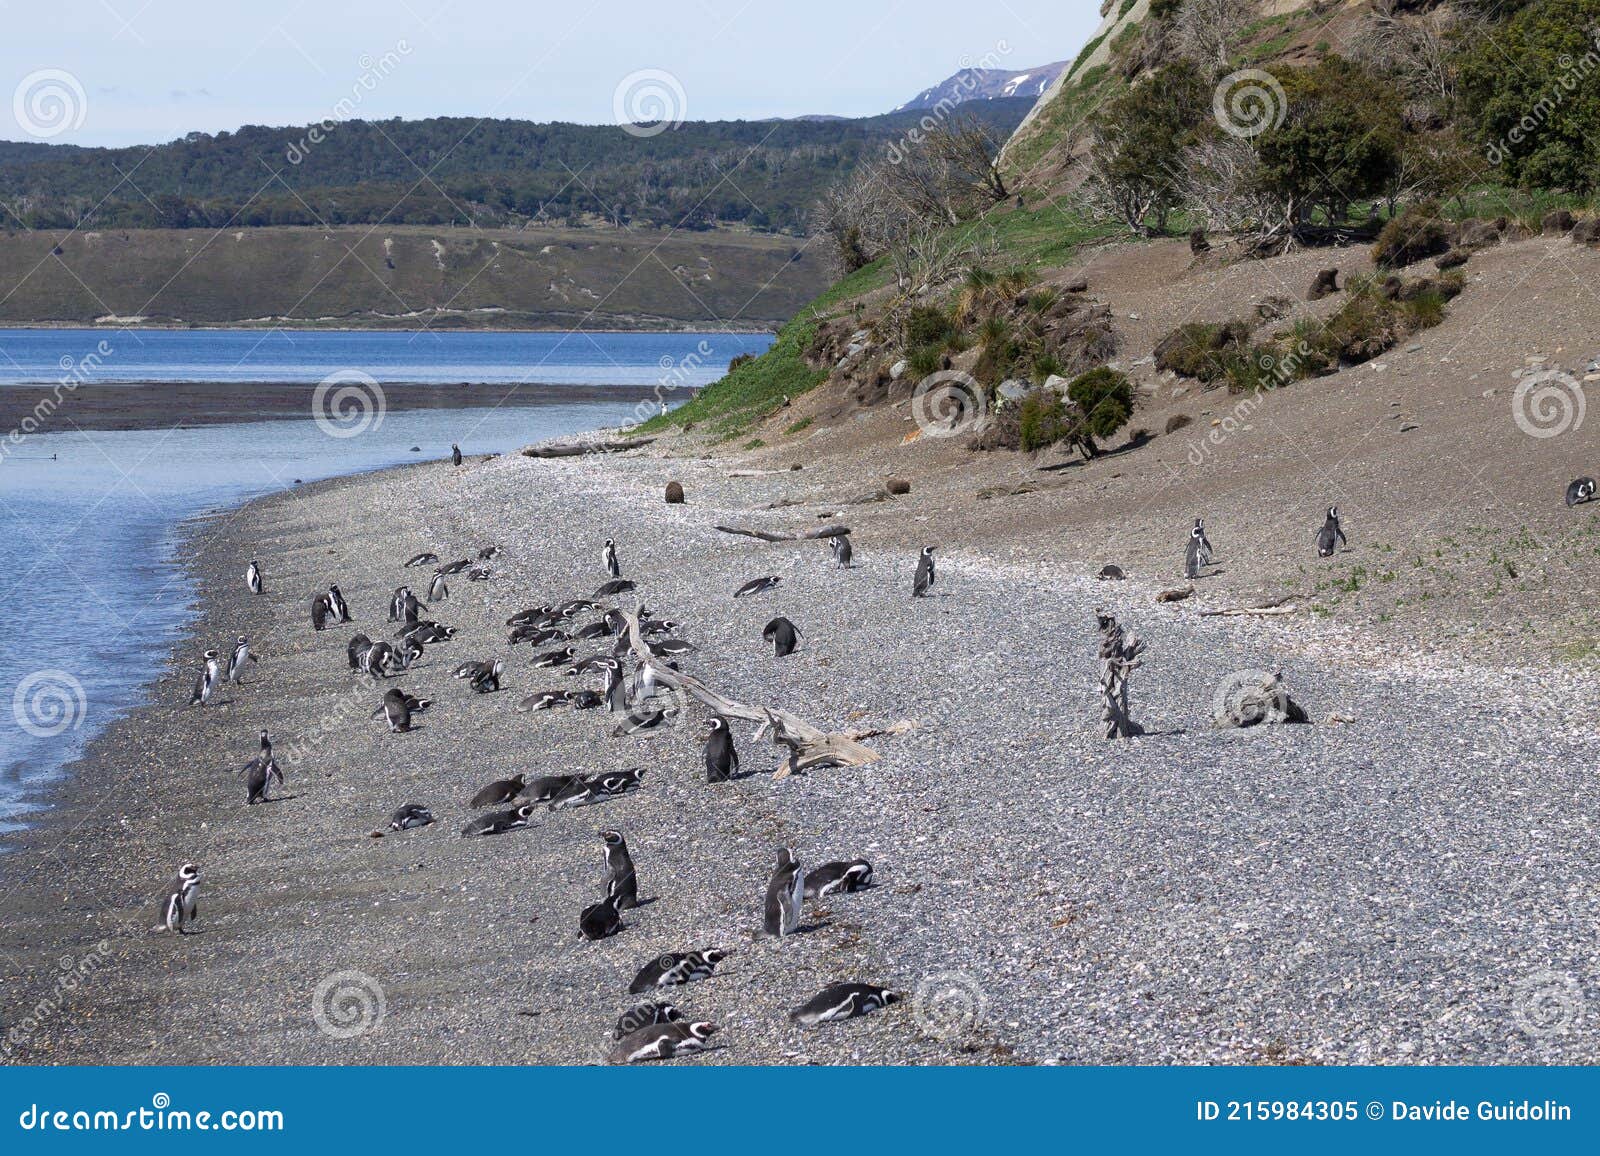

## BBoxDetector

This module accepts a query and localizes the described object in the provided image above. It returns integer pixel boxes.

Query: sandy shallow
[2,445,1598,1066]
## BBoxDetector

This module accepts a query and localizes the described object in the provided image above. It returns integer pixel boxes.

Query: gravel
[3,447,1597,1065]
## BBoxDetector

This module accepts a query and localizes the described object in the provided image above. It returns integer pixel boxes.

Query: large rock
[1307,268,1340,301]
[664,480,685,504]
[1543,209,1576,235]
[1571,218,1600,246]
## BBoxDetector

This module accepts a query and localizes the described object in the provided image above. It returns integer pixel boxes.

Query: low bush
[1153,320,1253,382]
[1373,201,1451,268]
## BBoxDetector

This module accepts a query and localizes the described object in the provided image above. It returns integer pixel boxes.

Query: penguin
[531,645,579,670]
[586,767,644,798]
[704,716,737,784]
[1566,477,1596,507]
[574,621,612,641]
[613,1001,682,1040]
[734,576,781,598]
[225,635,256,683]
[1316,506,1347,558]
[605,1021,718,1064]
[566,689,603,710]
[310,593,333,631]
[327,585,351,623]
[246,561,263,595]
[452,443,462,467]
[189,649,223,706]
[600,828,638,910]
[1184,524,1204,580]
[244,751,282,804]
[470,774,527,809]
[466,565,491,582]
[603,663,628,713]
[803,859,873,899]
[453,659,496,680]
[829,533,853,568]
[477,545,500,560]
[507,606,553,626]
[647,638,696,657]
[381,688,418,733]
[602,537,621,579]
[628,949,729,993]
[762,847,805,937]
[912,546,936,598]
[385,803,434,832]
[762,616,801,657]
[469,659,503,694]
[558,598,602,616]
[594,578,636,596]
[403,552,438,568]
[460,804,536,837]
[1194,517,1214,565]
[612,708,666,736]
[387,587,407,622]
[437,558,472,575]
[579,892,623,941]
[155,862,201,934]
[634,659,659,706]
[789,983,900,1026]
[524,774,585,804]
[516,690,570,713]
[396,636,424,671]
[509,625,565,648]
[427,572,449,602]
[362,641,398,677]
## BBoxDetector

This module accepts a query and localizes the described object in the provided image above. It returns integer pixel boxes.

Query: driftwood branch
[618,607,880,774]
[1196,598,1298,618]
[522,437,655,458]
[1097,612,1146,740]
[715,524,851,543]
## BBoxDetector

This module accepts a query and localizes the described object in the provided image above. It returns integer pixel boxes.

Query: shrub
[1066,367,1134,454]
[904,305,954,348]
[726,352,756,373]
[1019,389,1070,453]
[1164,413,1193,433]
[1154,321,1253,382]
[906,344,943,377]
[1373,201,1451,268]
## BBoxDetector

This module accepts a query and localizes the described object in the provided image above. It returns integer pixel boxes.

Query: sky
[0,1,1101,147]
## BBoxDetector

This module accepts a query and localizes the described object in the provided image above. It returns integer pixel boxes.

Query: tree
[1065,367,1133,458]
[1081,61,1211,234]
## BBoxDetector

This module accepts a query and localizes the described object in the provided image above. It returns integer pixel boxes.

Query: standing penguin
[189,649,223,706]
[243,741,283,805]
[1184,524,1205,580]
[830,534,853,569]
[225,635,256,683]
[602,538,621,579]
[762,847,805,937]
[155,862,201,934]
[452,443,463,467]
[1316,506,1347,558]
[762,616,801,657]
[427,572,449,602]
[912,546,936,598]
[600,828,639,910]
[704,716,737,784]
[1194,518,1214,565]
[327,585,352,623]
[310,592,333,631]
[602,661,628,713]
[246,561,263,595]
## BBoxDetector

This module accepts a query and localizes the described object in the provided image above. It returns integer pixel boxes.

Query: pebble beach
[4,444,1598,1065]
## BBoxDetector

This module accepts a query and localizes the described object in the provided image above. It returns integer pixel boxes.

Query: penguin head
[604,538,614,547]
[1327,506,1339,519]
[703,949,729,965]
[775,847,796,869]
[203,648,219,659]
[1190,525,1203,539]
[515,805,537,821]
[177,862,200,883]
[707,717,726,734]
[685,1022,719,1043]
[921,545,936,557]
[600,828,624,848]
[881,991,904,1007]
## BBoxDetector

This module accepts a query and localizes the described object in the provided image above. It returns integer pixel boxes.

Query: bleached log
[617,607,879,773]
[1097,612,1146,739]
[714,524,851,543]
[522,437,655,458]
[1196,599,1298,618]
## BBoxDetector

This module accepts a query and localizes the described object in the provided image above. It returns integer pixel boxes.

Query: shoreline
[4,446,1598,1065]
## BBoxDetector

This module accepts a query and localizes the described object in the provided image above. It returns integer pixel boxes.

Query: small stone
[664,480,685,504]
[885,477,911,496]
[889,359,907,380]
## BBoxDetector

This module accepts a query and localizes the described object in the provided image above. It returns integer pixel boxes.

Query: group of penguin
[1182,507,1347,581]
[160,515,944,1062]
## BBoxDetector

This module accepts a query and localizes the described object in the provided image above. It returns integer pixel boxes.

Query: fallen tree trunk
[522,437,655,458]
[715,524,851,543]
[618,607,880,774]
[1196,598,1298,618]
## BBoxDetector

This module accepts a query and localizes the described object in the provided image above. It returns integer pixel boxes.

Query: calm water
[0,328,774,386]
[0,329,770,838]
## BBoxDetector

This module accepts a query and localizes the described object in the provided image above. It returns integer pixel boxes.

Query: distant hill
[893,62,1068,113]
[0,102,1036,237]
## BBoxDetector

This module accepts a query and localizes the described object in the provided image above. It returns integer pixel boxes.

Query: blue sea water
[0,328,770,838]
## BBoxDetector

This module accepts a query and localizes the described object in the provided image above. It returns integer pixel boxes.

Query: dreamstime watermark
[885,41,1013,165]
[912,370,988,439]
[1213,69,1287,140]
[913,971,988,1041]
[312,369,386,438]
[12,669,87,738]
[312,969,386,1039]
[0,340,114,464]
[17,1094,284,1132]
[1485,28,1600,167]
[1510,969,1584,1040]
[1183,339,1318,467]
[1211,668,1288,727]
[12,68,87,139]
[613,69,687,138]
[1,941,112,1058]
[1512,368,1584,439]
[285,41,412,164]
[281,679,371,766]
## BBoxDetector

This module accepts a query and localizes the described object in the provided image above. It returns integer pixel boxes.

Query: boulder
[1458,221,1503,250]
[997,378,1030,402]
[885,477,911,496]
[1571,218,1600,246]
[889,359,908,380]
[1307,268,1340,301]
[1435,249,1470,270]
[1543,209,1576,235]
[664,480,685,504]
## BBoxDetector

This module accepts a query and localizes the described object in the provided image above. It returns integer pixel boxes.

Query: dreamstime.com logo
[17,1094,284,1132]
[312,370,387,439]
[12,669,87,738]
[614,69,686,138]
[913,971,988,1041]
[312,969,387,1039]
[1213,69,1286,139]
[912,371,989,439]
[1512,369,1585,439]
[12,68,86,139]
[1511,969,1585,1040]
